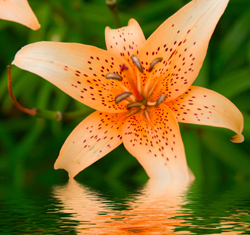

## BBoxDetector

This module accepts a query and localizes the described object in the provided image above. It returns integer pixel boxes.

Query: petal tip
[54,160,77,179]
[128,18,138,26]
[54,154,63,170]
[54,161,59,170]
[31,22,41,31]
[105,26,111,32]
[230,133,244,143]
[11,43,32,66]
[68,173,74,180]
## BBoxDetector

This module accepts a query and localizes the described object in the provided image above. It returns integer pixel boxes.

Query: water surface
[1,179,250,234]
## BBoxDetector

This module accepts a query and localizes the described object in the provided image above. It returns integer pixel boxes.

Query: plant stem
[7,65,94,121]
[106,0,121,28]
[7,65,36,116]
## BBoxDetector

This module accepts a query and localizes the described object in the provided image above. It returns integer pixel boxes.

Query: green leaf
[181,125,204,180]
[210,69,250,99]
[202,129,250,178]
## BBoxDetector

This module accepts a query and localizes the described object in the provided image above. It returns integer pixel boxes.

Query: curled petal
[54,111,126,178]
[105,19,146,68]
[122,104,193,180]
[167,86,244,143]
[0,0,40,30]
[12,41,136,113]
[138,0,229,101]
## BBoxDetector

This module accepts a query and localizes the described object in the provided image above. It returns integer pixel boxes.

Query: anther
[127,103,141,109]
[149,57,163,72]
[155,94,166,108]
[131,55,143,73]
[106,73,123,81]
[115,92,132,104]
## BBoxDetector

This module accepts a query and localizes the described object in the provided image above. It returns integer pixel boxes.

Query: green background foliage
[0,0,250,186]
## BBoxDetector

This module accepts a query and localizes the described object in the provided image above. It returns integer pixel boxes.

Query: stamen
[143,57,163,97]
[149,57,163,72]
[144,110,151,122]
[127,103,141,109]
[155,94,166,107]
[131,55,143,73]
[115,92,132,104]
[147,101,156,106]
[147,79,159,98]
[124,108,140,118]
[106,73,123,81]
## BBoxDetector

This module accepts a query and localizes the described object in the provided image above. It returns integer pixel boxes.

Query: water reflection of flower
[52,179,193,234]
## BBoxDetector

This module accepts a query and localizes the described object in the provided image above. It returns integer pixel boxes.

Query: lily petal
[138,0,229,101]
[122,104,192,180]
[0,0,40,30]
[54,111,126,178]
[105,19,146,67]
[12,41,136,113]
[167,86,244,143]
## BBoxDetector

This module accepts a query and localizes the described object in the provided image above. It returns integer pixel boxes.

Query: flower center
[106,55,165,115]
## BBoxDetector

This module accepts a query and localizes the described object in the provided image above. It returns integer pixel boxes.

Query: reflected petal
[53,179,113,223]
[0,0,40,30]
[52,179,193,234]
[127,179,193,231]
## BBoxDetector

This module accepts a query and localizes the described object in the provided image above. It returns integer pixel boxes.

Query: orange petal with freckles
[105,19,146,68]
[122,104,193,180]
[54,111,126,178]
[167,86,244,143]
[138,0,229,101]
[0,0,40,30]
[12,41,136,113]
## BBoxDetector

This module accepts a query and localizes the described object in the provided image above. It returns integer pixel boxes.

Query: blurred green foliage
[0,0,250,186]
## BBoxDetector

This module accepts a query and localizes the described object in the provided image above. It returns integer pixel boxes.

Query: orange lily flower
[12,0,244,180]
[0,0,40,30]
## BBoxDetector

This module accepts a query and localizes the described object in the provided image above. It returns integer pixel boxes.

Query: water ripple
[1,180,250,234]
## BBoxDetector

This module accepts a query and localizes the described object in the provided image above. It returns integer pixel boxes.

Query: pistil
[121,64,143,101]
